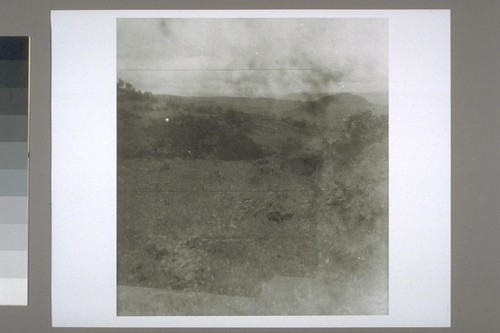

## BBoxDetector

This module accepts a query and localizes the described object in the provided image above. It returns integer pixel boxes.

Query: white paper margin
[51,9,450,327]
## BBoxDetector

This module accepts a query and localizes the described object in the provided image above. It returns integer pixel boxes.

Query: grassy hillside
[116,81,388,315]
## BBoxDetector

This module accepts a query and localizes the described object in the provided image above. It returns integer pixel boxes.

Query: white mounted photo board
[51,9,450,327]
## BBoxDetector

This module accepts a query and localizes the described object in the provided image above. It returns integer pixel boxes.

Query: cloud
[158,19,171,37]
[117,18,387,96]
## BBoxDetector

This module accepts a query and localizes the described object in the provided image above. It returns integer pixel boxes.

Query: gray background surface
[0,0,498,332]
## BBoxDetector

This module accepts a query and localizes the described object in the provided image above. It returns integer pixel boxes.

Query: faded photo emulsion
[116,18,388,316]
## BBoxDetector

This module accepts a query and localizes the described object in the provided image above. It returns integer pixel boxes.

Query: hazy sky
[117,18,387,97]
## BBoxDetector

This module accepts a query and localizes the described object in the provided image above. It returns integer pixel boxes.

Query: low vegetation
[116,80,388,315]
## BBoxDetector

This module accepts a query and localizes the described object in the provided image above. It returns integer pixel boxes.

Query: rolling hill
[116,82,389,315]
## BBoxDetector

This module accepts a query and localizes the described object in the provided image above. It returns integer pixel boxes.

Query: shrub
[334,111,388,164]
[163,114,264,161]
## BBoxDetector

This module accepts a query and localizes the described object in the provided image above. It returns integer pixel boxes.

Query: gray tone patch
[0,251,27,278]
[0,170,27,196]
[0,225,27,250]
[0,88,28,115]
[0,143,27,169]
[0,197,27,224]
[0,61,28,88]
[0,115,28,142]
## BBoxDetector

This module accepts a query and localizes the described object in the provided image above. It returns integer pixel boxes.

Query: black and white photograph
[116,18,389,316]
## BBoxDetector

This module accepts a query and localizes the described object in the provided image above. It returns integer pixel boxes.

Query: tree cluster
[117,79,155,101]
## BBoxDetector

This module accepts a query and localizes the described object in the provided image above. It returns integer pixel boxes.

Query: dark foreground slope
[116,84,388,315]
